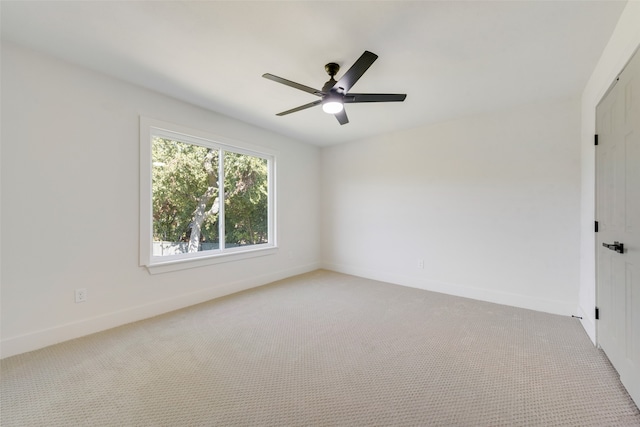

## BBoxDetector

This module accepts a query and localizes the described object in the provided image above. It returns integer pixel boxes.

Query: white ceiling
[1,1,627,146]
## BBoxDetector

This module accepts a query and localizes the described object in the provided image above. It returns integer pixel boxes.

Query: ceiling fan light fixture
[322,100,343,114]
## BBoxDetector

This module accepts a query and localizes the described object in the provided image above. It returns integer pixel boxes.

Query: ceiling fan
[262,51,406,125]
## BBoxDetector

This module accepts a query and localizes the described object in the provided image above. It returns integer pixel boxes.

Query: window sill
[144,246,278,275]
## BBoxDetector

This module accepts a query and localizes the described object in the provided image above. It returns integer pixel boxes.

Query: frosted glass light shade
[322,101,344,114]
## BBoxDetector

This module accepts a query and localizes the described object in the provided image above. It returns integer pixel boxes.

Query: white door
[596,46,640,407]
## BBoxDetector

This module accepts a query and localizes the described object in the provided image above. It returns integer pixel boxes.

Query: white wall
[0,43,321,358]
[321,97,581,315]
[578,1,640,343]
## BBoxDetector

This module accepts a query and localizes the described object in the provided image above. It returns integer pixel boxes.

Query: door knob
[602,241,624,254]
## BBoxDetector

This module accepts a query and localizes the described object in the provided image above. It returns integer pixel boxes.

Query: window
[140,118,276,273]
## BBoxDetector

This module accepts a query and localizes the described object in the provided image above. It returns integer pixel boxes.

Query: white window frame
[140,117,277,274]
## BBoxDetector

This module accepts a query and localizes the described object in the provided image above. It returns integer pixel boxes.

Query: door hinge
[595,221,599,232]
[595,307,600,320]
[595,134,599,146]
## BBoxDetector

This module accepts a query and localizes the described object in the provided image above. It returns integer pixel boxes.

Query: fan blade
[262,73,323,96]
[334,51,378,93]
[276,100,322,116]
[344,93,407,103]
[335,108,349,125]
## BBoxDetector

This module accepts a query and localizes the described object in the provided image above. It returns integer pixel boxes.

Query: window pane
[152,137,220,256]
[224,152,269,248]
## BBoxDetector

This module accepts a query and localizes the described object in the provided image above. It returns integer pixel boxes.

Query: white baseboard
[577,304,596,345]
[321,262,576,316]
[1,263,320,359]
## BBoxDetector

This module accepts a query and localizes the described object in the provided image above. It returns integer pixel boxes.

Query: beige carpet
[1,270,639,426]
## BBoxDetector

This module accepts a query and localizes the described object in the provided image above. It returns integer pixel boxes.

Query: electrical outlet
[418,259,424,269]
[75,288,87,303]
